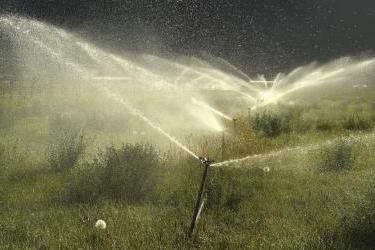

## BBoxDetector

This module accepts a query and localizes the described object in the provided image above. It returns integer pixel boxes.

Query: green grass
[1,82,375,248]
[0,131,374,248]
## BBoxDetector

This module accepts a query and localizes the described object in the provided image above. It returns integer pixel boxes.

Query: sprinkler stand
[221,131,225,160]
[188,157,214,238]
[232,118,238,132]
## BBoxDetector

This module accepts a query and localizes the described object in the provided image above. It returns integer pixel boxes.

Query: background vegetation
[0,81,375,248]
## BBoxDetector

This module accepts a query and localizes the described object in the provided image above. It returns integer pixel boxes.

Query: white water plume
[141,55,259,102]
[215,57,253,82]
[211,144,318,167]
[252,57,375,110]
[191,97,233,121]
[74,38,229,129]
[212,133,375,168]
[99,84,200,160]
[2,14,375,153]
[0,15,228,160]
[92,76,131,81]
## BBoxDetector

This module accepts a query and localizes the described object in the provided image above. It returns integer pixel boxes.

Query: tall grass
[252,111,283,137]
[67,144,161,203]
[343,114,373,131]
[318,138,356,172]
[2,84,375,248]
[207,168,266,211]
[48,131,86,172]
[251,107,310,137]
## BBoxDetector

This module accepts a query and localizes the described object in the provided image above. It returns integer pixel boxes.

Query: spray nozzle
[199,156,215,166]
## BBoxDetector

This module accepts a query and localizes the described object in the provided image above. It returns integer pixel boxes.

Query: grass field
[1,81,375,249]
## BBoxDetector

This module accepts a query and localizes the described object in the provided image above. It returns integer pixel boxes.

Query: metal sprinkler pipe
[221,131,225,161]
[248,107,252,126]
[188,157,214,238]
[232,118,238,132]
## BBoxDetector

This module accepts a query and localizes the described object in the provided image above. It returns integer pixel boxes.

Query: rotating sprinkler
[188,156,215,238]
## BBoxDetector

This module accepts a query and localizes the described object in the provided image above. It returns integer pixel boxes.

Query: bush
[280,107,310,133]
[67,143,161,203]
[316,119,334,131]
[48,131,86,172]
[251,108,310,137]
[319,138,356,172]
[252,112,283,137]
[342,114,373,131]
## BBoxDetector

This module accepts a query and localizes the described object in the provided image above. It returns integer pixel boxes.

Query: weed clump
[48,131,86,172]
[319,138,356,172]
[342,114,373,131]
[67,143,160,203]
[252,111,283,137]
[316,119,335,131]
[251,108,309,137]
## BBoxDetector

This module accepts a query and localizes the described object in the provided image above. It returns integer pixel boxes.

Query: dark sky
[1,0,375,75]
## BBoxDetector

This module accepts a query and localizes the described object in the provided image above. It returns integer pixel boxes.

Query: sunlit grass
[0,83,375,248]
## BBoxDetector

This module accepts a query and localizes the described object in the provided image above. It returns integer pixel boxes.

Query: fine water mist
[0,15,232,159]
[1,15,375,163]
[250,57,375,110]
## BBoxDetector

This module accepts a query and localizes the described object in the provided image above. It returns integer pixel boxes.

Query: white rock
[95,219,107,230]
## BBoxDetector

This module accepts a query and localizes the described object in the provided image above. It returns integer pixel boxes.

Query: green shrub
[48,131,86,172]
[252,112,283,137]
[316,119,334,131]
[67,143,161,203]
[318,138,356,172]
[280,107,310,133]
[251,108,310,137]
[342,114,373,131]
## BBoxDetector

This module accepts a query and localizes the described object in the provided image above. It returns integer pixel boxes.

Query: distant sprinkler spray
[107,55,230,131]
[249,80,274,85]
[191,97,233,121]
[99,84,200,160]
[174,68,189,84]
[217,56,253,82]
[144,56,259,103]
[92,76,131,81]
[272,73,282,89]
[210,137,348,168]
[249,74,285,110]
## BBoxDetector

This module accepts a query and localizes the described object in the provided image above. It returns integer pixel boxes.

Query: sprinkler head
[199,156,215,166]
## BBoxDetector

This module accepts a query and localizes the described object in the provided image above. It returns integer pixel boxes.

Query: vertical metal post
[221,131,225,161]
[233,118,237,132]
[188,162,210,238]
[248,107,251,126]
